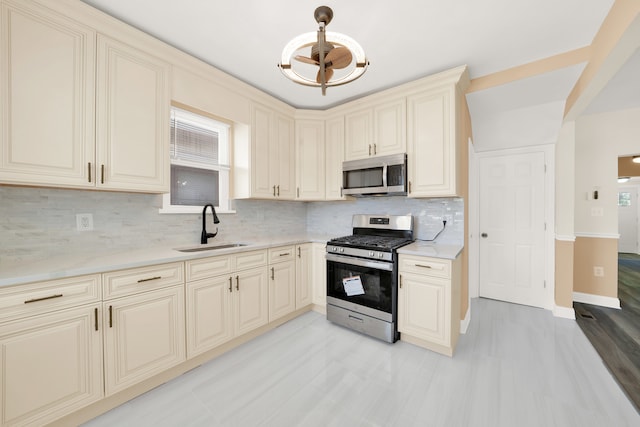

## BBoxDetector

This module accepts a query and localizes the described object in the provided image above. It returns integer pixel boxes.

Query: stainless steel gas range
[326,214,414,343]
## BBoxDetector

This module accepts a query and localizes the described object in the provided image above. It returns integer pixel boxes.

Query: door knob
[481,233,488,238]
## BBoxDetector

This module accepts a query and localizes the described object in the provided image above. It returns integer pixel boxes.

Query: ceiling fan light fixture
[278,6,368,95]
[633,155,640,164]
[618,176,631,183]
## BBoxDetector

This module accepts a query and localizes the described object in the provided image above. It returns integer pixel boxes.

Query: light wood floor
[83,298,640,427]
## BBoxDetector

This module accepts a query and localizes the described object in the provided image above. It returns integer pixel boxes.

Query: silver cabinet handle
[88,162,92,183]
[101,164,105,184]
[229,276,233,292]
[94,307,99,331]
[109,305,113,328]
[298,247,301,258]
[273,185,276,197]
[236,275,239,291]
[271,267,275,280]
[373,144,377,155]
[277,185,280,196]
[368,144,372,156]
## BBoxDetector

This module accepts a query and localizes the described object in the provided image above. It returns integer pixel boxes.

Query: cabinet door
[325,116,345,200]
[407,88,456,197]
[0,305,102,427]
[274,113,295,199]
[234,267,268,336]
[398,272,450,346]
[96,35,170,193]
[374,99,406,156]
[103,286,185,395]
[251,104,274,198]
[295,244,313,309]
[186,276,233,358]
[311,243,327,308]
[296,120,325,200]
[268,260,296,321]
[0,1,95,188]
[344,109,372,160]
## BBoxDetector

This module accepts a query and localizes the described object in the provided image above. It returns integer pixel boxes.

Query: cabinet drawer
[234,250,267,271]
[399,255,451,279]
[103,262,184,299]
[268,246,295,263]
[0,274,101,323]
[186,255,233,282]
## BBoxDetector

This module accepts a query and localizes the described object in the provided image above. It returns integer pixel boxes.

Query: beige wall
[555,239,575,307]
[573,236,619,298]
[618,155,640,177]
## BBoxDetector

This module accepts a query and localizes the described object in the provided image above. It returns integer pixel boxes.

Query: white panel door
[618,186,639,253]
[479,152,546,308]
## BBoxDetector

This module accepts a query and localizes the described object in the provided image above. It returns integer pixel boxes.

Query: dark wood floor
[574,253,640,412]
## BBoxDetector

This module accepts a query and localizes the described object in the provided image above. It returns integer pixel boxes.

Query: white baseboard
[573,291,621,309]
[460,306,470,334]
[552,305,576,319]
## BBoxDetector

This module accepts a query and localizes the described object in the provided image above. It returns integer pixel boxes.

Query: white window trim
[160,105,234,214]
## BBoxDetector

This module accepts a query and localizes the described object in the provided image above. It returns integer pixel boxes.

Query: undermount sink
[175,243,248,253]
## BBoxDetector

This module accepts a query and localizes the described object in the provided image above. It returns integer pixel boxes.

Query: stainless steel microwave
[342,153,407,197]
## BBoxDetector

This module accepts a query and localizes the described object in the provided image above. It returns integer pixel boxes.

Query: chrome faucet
[201,204,220,244]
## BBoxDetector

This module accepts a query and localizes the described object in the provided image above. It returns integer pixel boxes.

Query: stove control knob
[369,251,374,257]
[339,248,344,253]
[378,253,383,258]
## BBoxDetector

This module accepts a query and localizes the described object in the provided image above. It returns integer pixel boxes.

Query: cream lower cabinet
[102,264,185,395]
[398,254,461,356]
[295,244,313,309]
[311,243,327,310]
[268,246,296,322]
[185,251,268,358]
[0,274,103,427]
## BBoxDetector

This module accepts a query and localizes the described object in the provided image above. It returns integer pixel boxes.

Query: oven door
[326,253,395,321]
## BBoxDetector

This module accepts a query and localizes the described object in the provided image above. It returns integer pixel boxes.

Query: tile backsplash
[0,186,463,264]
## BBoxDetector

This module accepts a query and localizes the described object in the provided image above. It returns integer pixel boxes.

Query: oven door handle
[326,253,393,272]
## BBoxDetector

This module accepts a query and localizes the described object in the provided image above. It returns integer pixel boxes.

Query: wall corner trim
[553,305,576,319]
[573,291,621,309]
[460,305,471,334]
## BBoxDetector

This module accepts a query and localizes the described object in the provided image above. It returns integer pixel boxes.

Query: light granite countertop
[0,235,331,288]
[1,236,463,288]
[397,241,463,260]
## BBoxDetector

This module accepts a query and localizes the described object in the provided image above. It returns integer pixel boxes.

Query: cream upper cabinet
[0,3,171,193]
[247,103,295,200]
[398,254,461,356]
[0,0,96,188]
[295,244,313,309]
[295,119,325,200]
[95,35,170,193]
[0,274,103,427]
[325,116,345,200]
[406,67,469,198]
[406,87,456,197]
[344,98,406,161]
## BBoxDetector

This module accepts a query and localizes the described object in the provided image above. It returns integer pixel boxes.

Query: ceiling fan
[278,6,368,95]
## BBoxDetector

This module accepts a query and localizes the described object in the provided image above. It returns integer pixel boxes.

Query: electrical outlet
[593,266,604,277]
[591,207,603,217]
[76,213,94,231]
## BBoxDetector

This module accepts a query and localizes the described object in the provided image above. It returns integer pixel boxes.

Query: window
[161,106,232,213]
[619,192,632,207]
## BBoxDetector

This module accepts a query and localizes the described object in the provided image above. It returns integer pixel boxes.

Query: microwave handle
[382,163,388,188]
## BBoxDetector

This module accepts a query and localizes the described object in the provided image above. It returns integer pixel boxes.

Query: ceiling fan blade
[316,67,334,84]
[294,55,319,65]
[325,47,352,69]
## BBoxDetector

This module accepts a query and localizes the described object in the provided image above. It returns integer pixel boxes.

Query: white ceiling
[81,0,615,110]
